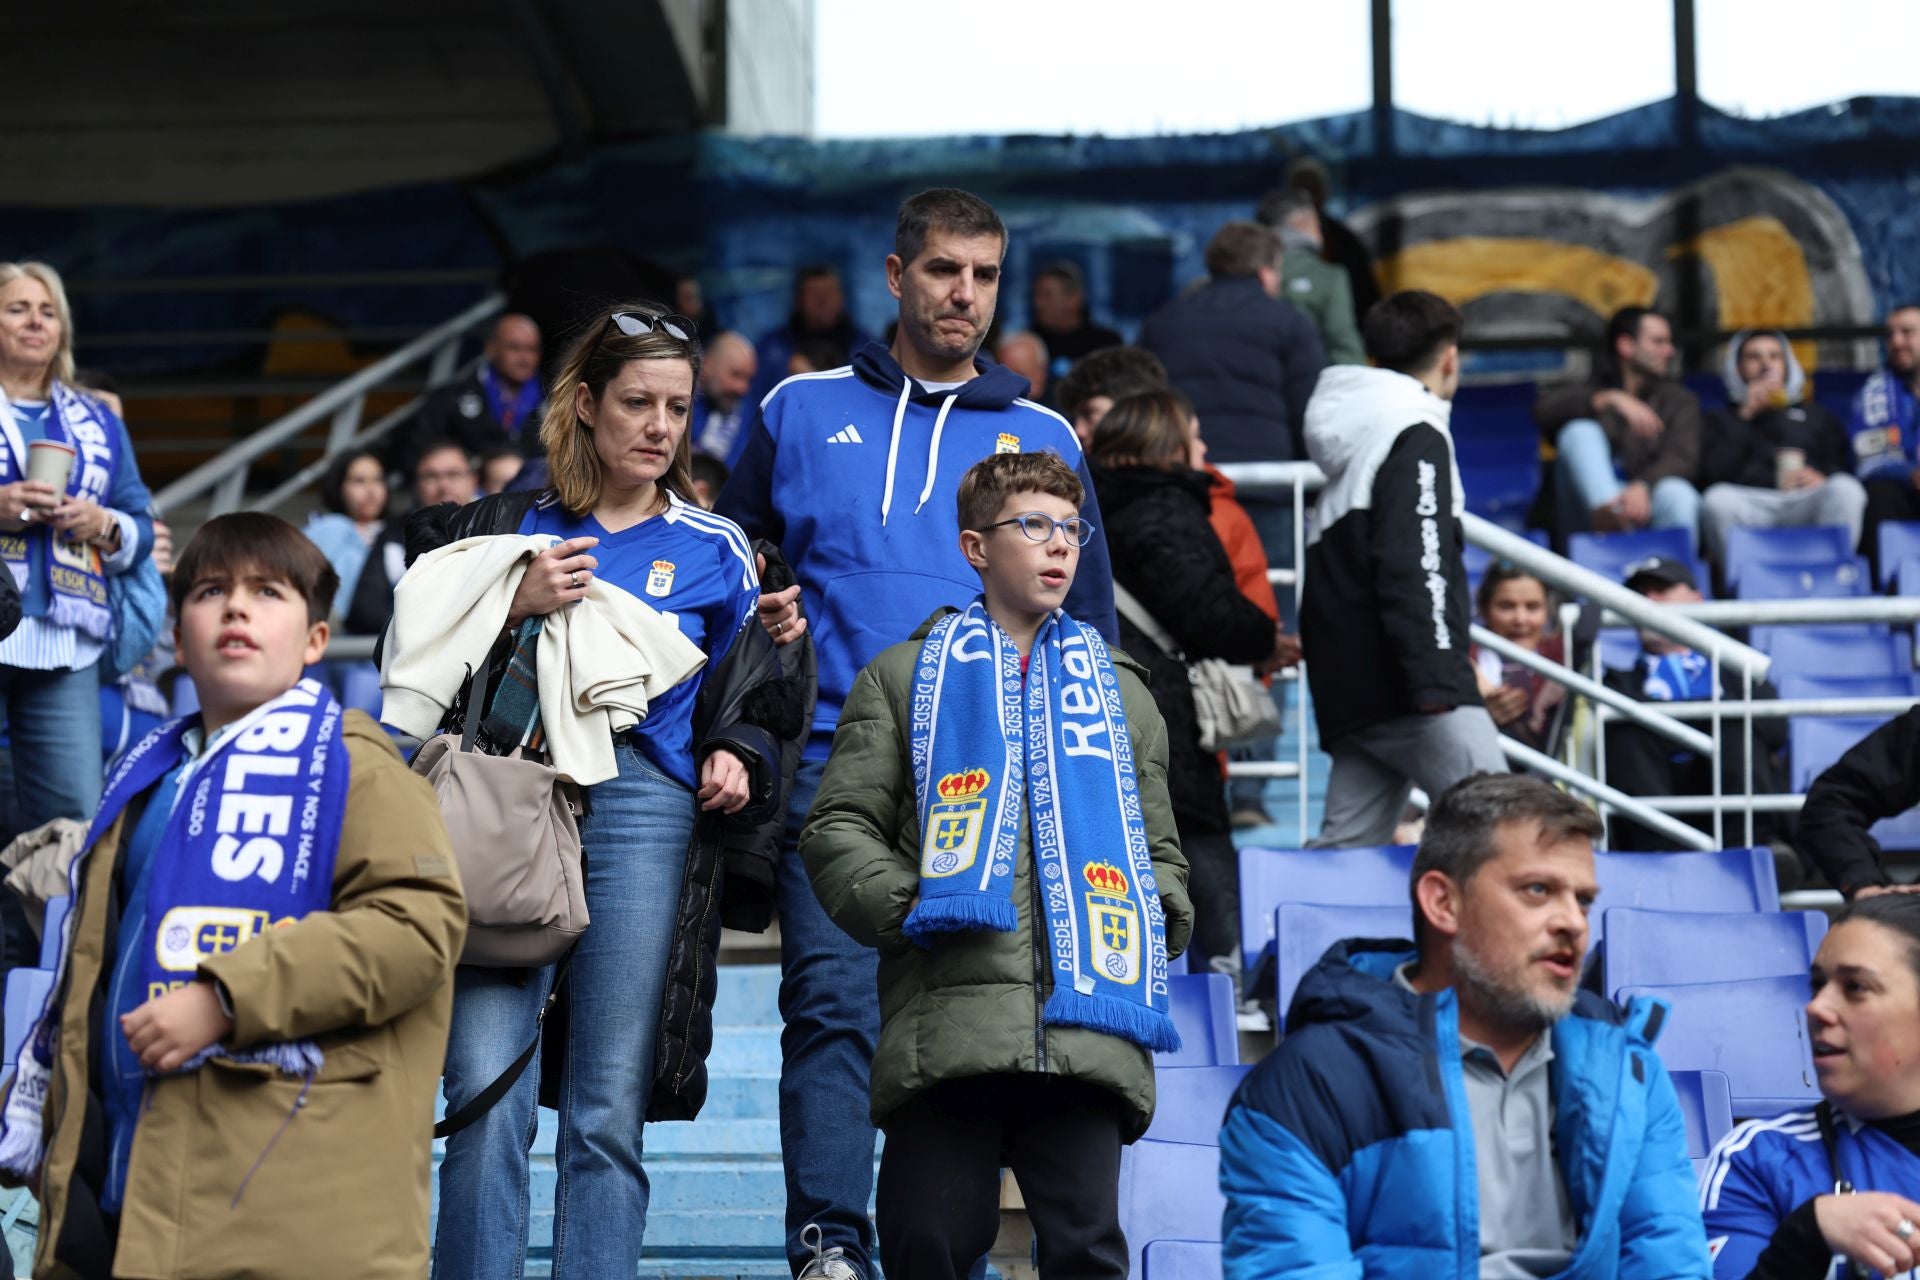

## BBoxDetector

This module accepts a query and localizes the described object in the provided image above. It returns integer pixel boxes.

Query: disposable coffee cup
[25,440,75,491]
[1775,447,1806,490]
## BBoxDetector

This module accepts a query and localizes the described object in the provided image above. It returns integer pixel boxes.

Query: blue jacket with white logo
[1701,1109,1920,1278]
[1219,939,1711,1280]
[716,341,1117,759]
[1848,369,1920,482]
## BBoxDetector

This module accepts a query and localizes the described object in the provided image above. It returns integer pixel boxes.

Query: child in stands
[801,451,1193,1280]
[0,512,465,1279]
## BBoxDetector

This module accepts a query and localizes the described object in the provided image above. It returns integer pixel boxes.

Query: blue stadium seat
[1237,846,1414,990]
[1590,848,1778,950]
[3,968,52,1070]
[1789,717,1920,852]
[1274,903,1410,1032]
[1158,974,1238,1068]
[1461,461,1540,523]
[1669,1069,1735,1178]
[1878,523,1920,590]
[1143,1241,1222,1280]
[1569,528,1696,581]
[1142,1065,1250,1145]
[1601,909,1827,998]
[1723,525,1856,590]
[1119,1141,1226,1278]
[1759,629,1912,677]
[40,896,69,970]
[1734,557,1871,601]
[1619,976,1819,1117]
[1597,628,1643,672]
[1776,673,1920,701]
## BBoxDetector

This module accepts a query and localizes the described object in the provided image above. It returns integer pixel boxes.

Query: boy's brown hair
[955,451,1084,532]
[170,512,340,625]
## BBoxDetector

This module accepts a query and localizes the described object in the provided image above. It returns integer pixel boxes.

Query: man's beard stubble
[1451,936,1577,1037]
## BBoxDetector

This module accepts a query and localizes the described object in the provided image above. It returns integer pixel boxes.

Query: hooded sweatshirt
[1299,365,1481,745]
[717,340,1118,759]
[1700,330,1851,488]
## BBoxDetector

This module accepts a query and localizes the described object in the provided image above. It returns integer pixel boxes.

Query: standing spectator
[717,188,1117,1280]
[1301,291,1506,848]
[1220,774,1711,1278]
[1796,706,1920,899]
[1535,306,1703,543]
[0,261,155,833]
[343,440,474,638]
[1848,304,1920,578]
[1089,390,1288,978]
[1471,565,1568,756]
[304,448,388,622]
[1285,156,1381,322]
[747,265,870,413]
[1699,329,1867,565]
[398,313,544,473]
[993,330,1050,403]
[1029,261,1121,381]
[1054,345,1168,448]
[1256,188,1365,365]
[693,330,759,467]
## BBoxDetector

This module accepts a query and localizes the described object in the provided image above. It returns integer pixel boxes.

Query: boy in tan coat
[0,512,465,1279]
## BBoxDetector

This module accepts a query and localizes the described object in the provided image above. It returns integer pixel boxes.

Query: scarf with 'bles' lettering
[905,600,1179,1053]
[0,679,350,1182]
[0,381,122,640]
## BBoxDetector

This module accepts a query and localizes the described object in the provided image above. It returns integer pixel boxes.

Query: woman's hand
[697,748,752,814]
[1814,1192,1920,1276]
[506,536,599,626]
[0,480,61,529]
[47,496,118,549]
[755,552,806,647]
[1485,684,1529,726]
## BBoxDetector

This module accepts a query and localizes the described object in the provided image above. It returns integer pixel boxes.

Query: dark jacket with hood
[1699,331,1851,488]
[1139,276,1328,465]
[1300,366,1483,747]
[403,489,812,1120]
[716,340,1118,763]
[1090,461,1277,834]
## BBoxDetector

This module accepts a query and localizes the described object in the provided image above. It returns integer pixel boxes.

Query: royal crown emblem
[923,768,992,879]
[937,768,991,800]
[1083,862,1129,896]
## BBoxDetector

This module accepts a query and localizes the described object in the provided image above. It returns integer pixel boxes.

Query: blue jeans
[0,660,105,839]
[433,739,695,1280]
[1554,419,1702,546]
[779,756,881,1277]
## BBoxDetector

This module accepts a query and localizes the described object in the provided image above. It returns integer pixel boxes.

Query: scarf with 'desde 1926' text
[905,599,1178,1053]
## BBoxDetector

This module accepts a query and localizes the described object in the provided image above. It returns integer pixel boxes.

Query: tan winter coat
[20,711,465,1280]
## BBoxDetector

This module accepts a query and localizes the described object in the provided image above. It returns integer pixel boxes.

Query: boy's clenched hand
[122,981,234,1073]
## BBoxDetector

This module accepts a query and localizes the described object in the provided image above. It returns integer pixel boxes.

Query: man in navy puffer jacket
[1220,773,1712,1279]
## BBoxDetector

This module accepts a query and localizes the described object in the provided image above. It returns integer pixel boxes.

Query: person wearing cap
[1599,555,1788,852]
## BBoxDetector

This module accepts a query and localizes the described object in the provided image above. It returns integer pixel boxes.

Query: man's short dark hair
[412,437,472,478]
[1606,306,1661,352]
[1054,347,1168,423]
[1255,188,1315,228]
[1035,260,1084,293]
[1362,290,1464,375]
[1410,774,1603,936]
[895,188,1006,268]
[1205,221,1282,281]
[690,451,729,494]
[795,263,840,292]
[171,512,339,626]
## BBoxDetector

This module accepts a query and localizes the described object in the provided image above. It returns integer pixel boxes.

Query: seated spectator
[1600,555,1785,851]
[1255,187,1364,365]
[1221,773,1709,1278]
[396,312,543,473]
[1028,260,1121,380]
[1798,706,1920,899]
[1848,304,1920,579]
[1535,306,1702,543]
[747,264,868,409]
[1471,565,1568,755]
[1700,329,1867,565]
[413,438,476,508]
[692,330,758,467]
[1700,893,1920,1279]
[343,439,472,637]
[1054,345,1168,447]
[690,452,728,510]
[992,329,1049,403]
[477,446,524,495]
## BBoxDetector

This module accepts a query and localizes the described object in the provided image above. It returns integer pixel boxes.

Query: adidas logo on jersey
[828,425,864,445]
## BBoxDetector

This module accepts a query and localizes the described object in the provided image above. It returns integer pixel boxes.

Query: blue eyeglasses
[978,511,1095,547]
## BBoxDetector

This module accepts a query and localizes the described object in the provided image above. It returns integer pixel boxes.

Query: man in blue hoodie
[1220,773,1711,1279]
[717,187,1117,1280]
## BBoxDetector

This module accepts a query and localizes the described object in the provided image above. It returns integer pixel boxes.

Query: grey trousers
[1700,475,1868,564]
[1312,707,1509,847]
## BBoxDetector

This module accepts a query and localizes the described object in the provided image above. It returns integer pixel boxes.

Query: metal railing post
[1294,471,1309,846]
[327,394,366,453]
[210,467,248,517]
[1710,649,1724,849]
[429,333,461,386]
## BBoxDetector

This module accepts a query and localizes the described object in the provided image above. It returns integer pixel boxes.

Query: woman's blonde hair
[539,301,702,516]
[1087,389,1191,470]
[0,261,76,392]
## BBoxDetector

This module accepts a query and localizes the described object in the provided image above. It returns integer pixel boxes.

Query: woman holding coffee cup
[0,261,155,830]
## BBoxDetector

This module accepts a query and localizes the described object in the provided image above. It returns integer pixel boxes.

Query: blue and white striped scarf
[0,381,121,640]
[905,600,1178,1053]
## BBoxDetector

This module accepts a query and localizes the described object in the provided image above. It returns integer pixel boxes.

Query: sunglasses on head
[607,311,696,343]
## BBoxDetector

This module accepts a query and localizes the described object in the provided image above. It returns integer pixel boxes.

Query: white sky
[812,0,1920,138]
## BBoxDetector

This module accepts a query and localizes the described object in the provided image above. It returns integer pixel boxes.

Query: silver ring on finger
[1898,1219,1915,1241]
[571,571,583,589]
[774,619,784,636]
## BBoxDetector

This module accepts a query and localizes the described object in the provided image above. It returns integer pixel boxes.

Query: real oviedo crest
[645,560,676,598]
[1084,861,1141,986]
[922,768,990,879]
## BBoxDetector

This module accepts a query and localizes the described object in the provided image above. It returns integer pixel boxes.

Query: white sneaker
[798,1223,863,1280]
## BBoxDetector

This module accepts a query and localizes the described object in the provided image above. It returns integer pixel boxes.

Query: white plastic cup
[25,440,75,491]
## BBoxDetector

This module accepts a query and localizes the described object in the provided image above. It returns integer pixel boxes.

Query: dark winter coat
[1534,373,1703,488]
[1699,401,1853,489]
[1798,706,1920,897]
[1089,462,1278,834]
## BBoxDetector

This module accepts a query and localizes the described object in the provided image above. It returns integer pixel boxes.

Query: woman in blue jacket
[1701,894,1920,1279]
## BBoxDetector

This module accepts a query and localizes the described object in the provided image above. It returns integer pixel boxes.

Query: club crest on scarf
[923,768,991,878]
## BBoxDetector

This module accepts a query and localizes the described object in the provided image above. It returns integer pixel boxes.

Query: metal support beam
[1370,0,1394,158]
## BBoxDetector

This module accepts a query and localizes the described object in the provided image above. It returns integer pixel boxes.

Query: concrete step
[714,964,782,1022]
[705,1027,784,1075]
[435,1115,783,1162]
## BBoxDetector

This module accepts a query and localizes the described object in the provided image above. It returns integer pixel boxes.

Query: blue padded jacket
[1219,939,1712,1280]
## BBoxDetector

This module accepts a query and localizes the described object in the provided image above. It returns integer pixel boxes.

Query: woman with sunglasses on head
[402,303,795,1279]
[1701,893,1920,1279]
[1086,389,1292,987]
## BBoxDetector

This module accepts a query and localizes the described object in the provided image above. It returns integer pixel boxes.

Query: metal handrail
[1470,624,1714,754]
[153,293,504,517]
[1599,597,1920,629]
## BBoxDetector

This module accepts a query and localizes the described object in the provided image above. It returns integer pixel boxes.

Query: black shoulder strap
[433,950,571,1141]
[1816,1101,1872,1280]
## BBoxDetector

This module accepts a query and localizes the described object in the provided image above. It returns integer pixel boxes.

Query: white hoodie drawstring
[880,378,913,526]
[912,395,959,515]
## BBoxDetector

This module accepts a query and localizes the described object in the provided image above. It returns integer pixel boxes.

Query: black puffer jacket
[403,491,812,1121]
[1090,463,1277,834]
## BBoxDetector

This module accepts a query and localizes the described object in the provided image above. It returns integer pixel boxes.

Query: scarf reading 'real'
[0,679,350,1182]
[0,381,121,641]
[906,601,1179,1053]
